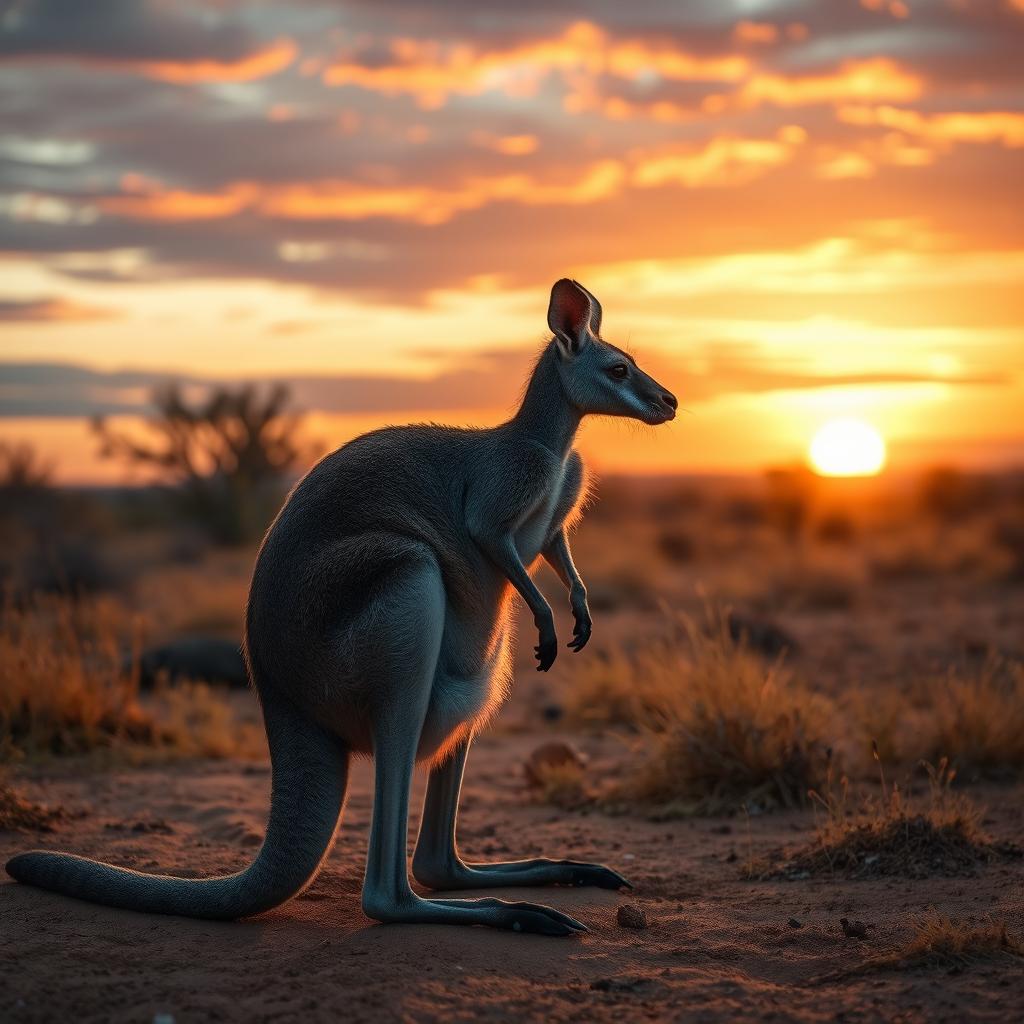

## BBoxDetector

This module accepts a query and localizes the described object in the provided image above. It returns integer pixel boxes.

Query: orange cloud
[813,131,935,180]
[580,56,922,122]
[0,297,118,323]
[98,183,259,221]
[732,58,923,109]
[633,131,804,189]
[323,21,747,108]
[732,21,779,45]
[97,128,822,227]
[471,133,539,155]
[838,105,1024,147]
[133,38,297,83]
[260,160,625,224]
[97,162,626,226]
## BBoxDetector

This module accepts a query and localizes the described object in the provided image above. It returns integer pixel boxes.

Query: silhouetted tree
[93,383,317,544]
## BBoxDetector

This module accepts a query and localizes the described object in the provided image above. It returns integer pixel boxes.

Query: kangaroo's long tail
[5,694,348,920]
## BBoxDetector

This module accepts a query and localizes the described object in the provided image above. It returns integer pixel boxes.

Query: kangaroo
[7,279,677,936]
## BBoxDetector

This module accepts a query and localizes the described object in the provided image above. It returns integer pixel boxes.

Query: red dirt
[2,729,1023,1023]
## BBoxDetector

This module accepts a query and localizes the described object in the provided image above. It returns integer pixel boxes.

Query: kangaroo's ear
[547,278,593,357]
[575,281,603,337]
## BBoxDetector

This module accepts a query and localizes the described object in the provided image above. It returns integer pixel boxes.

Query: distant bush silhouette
[0,442,113,595]
[917,466,993,522]
[94,383,317,544]
[0,440,55,495]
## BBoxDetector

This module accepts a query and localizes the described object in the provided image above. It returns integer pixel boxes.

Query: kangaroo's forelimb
[474,530,557,671]
[543,528,592,652]
[412,737,629,892]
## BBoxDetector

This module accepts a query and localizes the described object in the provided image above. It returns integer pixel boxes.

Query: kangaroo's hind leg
[412,737,630,892]
[356,555,586,936]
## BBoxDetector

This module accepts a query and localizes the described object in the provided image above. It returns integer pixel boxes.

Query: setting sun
[809,417,887,477]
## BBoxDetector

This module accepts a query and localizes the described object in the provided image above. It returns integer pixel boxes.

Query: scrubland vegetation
[0,593,260,764]
[1,440,1021,1020]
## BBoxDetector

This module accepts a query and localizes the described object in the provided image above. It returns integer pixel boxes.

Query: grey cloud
[0,0,267,64]
[0,296,118,321]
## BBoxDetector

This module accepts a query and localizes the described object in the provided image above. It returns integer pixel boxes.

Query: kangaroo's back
[245,423,497,667]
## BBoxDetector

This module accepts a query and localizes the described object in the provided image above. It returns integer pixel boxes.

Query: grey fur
[6,279,676,935]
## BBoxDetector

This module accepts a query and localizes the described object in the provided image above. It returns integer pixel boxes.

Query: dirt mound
[756,813,1021,880]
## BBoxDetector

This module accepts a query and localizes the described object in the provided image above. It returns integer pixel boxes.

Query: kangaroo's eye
[608,363,629,380]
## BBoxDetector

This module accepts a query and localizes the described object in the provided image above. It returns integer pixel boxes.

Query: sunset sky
[1,0,1022,482]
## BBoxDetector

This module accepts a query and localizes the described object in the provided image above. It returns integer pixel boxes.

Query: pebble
[617,904,649,929]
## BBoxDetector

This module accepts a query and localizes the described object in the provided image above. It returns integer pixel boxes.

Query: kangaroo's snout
[654,389,678,423]
[634,375,677,425]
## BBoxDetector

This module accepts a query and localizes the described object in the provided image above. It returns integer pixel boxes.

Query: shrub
[815,510,857,544]
[601,611,834,814]
[918,467,994,522]
[915,658,1024,781]
[0,594,155,757]
[0,594,260,761]
[656,528,696,564]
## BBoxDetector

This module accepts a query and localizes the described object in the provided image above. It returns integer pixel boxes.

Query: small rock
[523,741,587,787]
[840,917,871,940]
[591,977,645,993]
[787,918,802,929]
[617,904,648,929]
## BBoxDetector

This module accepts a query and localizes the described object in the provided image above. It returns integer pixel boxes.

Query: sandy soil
[3,728,1023,1024]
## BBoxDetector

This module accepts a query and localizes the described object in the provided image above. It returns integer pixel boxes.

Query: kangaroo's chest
[513,464,569,564]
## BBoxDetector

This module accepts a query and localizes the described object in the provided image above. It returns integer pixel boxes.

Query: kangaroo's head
[547,278,677,425]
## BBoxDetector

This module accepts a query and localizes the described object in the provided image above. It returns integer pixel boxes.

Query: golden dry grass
[580,610,835,815]
[0,593,154,756]
[865,912,1024,971]
[821,911,1024,981]
[0,593,261,762]
[914,658,1024,781]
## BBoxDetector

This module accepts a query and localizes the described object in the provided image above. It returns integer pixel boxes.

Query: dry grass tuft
[824,911,1024,980]
[0,593,261,761]
[0,772,64,832]
[0,593,157,757]
[759,758,1016,880]
[152,681,265,760]
[565,644,654,729]
[916,658,1024,781]
[595,611,834,815]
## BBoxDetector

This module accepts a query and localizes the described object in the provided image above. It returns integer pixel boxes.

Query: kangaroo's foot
[363,892,586,935]
[413,737,631,895]
[412,856,631,892]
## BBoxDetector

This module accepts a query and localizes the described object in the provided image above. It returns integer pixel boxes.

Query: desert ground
[2,468,1023,1022]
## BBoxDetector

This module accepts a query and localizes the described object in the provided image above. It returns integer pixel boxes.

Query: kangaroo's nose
[662,391,678,410]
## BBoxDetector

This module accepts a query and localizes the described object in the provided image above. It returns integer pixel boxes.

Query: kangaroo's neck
[507,344,581,459]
